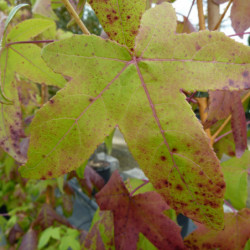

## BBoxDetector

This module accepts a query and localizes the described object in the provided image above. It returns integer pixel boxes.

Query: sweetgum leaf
[184,208,250,250]
[88,0,146,50]
[95,171,185,250]
[221,150,250,210]
[21,3,250,229]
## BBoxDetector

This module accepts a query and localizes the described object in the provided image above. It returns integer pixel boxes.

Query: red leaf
[77,165,105,197]
[204,91,233,128]
[96,171,185,250]
[8,223,24,244]
[184,208,250,250]
[33,204,72,230]
[19,228,38,250]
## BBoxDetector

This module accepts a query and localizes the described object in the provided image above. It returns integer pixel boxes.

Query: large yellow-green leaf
[88,0,146,50]
[221,150,250,210]
[20,3,250,229]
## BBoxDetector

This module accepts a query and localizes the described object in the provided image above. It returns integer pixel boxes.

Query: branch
[213,0,233,30]
[62,0,90,35]
[197,0,206,30]
[229,31,250,37]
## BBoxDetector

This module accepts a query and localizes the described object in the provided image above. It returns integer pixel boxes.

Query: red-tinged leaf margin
[96,171,185,250]
[230,92,247,157]
[184,208,250,250]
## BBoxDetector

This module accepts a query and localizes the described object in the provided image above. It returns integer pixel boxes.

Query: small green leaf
[137,233,157,250]
[38,226,61,249]
[56,176,64,194]
[104,128,115,155]
[221,150,250,210]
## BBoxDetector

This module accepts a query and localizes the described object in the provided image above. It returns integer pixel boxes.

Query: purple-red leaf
[96,171,185,250]
[230,92,247,157]
[33,204,72,230]
[78,165,105,197]
[184,209,250,250]
[205,91,247,157]
[19,228,38,250]
[213,0,250,38]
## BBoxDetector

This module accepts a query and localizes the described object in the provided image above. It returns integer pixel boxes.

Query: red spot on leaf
[160,156,166,161]
[176,184,183,191]
[172,148,177,153]
[242,70,248,78]
[199,171,204,176]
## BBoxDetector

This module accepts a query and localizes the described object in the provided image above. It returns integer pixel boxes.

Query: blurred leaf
[221,150,250,210]
[33,0,58,20]
[19,228,38,250]
[77,165,105,197]
[38,226,61,249]
[56,176,64,194]
[8,223,23,244]
[84,210,115,250]
[104,128,115,155]
[34,204,72,230]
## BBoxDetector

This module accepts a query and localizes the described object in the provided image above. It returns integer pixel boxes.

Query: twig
[187,0,195,20]
[41,83,48,106]
[214,121,250,143]
[214,130,232,143]
[0,213,9,216]
[197,0,206,30]
[130,180,149,197]
[211,91,250,143]
[62,0,90,35]
[213,0,233,30]
[197,98,212,140]
[229,31,250,37]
